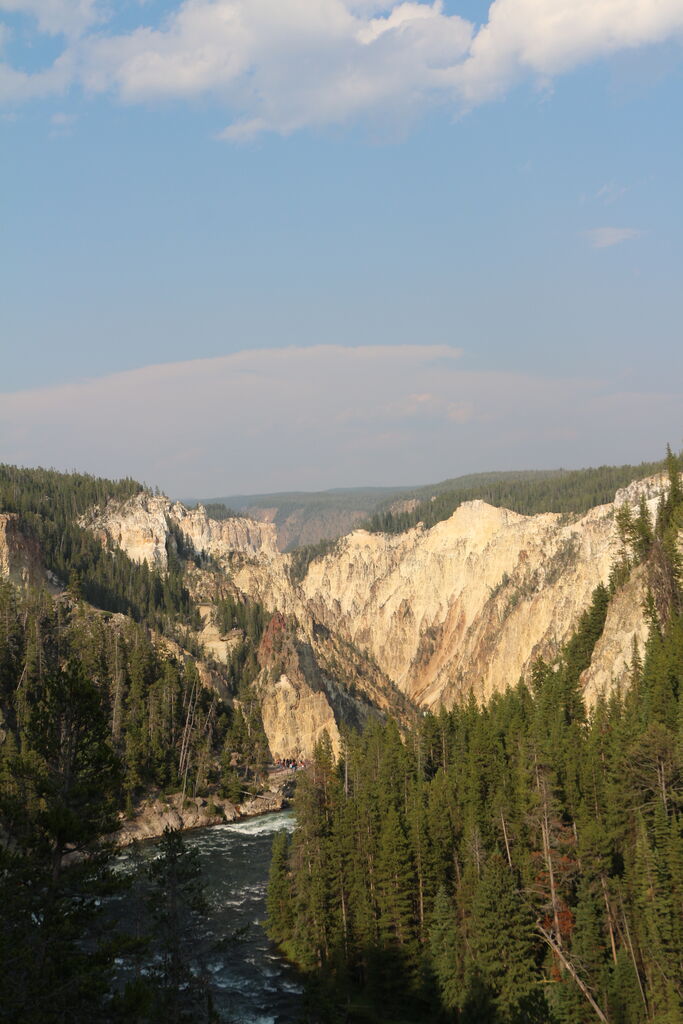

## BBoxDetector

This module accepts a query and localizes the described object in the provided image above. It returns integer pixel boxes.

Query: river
[113,810,303,1023]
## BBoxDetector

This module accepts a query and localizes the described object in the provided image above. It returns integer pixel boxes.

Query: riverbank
[115,768,297,846]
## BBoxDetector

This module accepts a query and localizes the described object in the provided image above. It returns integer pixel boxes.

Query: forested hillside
[200,461,666,552]
[0,583,276,1018]
[365,460,665,535]
[268,450,683,1023]
[0,465,197,632]
[0,584,275,810]
[1,452,682,1022]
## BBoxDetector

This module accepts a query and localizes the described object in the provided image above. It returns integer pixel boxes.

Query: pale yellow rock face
[236,477,669,710]
[258,672,341,761]
[580,565,650,707]
[82,475,673,717]
[80,493,278,568]
[196,604,244,665]
[0,513,46,587]
[172,502,279,560]
[115,793,240,846]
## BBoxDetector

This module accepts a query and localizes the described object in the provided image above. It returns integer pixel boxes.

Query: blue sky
[1,1,682,496]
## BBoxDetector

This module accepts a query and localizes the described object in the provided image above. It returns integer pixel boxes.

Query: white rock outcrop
[235,477,669,710]
[80,492,278,568]
[83,476,674,714]
[0,513,46,588]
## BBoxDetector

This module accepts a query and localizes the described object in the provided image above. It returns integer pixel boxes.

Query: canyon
[70,474,671,757]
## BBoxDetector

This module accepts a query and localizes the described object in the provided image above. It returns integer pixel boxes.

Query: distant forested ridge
[196,486,409,550]
[195,459,667,552]
[365,460,665,535]
[268,450,683,1023]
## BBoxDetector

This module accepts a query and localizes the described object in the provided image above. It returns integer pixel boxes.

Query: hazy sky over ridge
[2,346,680,496]
[1,1,682,494]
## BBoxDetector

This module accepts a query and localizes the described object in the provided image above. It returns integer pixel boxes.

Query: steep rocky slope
[235,476,669,710]
[80,492,410,757]
[80,492,278,567]
[198,485,407,550]
[253,612,415,759]
[0,513,51,589]
[580,563,650,704]
[238,503,369,551]
[81,475,673,722]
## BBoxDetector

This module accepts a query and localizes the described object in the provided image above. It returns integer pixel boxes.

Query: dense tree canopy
[0,464,197,633]
[364,460,666,536]
[269,452,683,1024]
[1,453,681,1022]
[0,582,269,1021]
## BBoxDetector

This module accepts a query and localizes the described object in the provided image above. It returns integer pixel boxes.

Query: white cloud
[78,0,473,137]
[0,0,101,37]
[453,0,683,103]
[50,109,74,124]
[0,345,679,494]
[2,0,683,132]
[0,53,73,102]
[585,226,642,248]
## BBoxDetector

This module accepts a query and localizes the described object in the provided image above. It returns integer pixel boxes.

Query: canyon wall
[82,476,671,727]
[0,513,47,588]
[80,492,278,568]
[235,476,668,710]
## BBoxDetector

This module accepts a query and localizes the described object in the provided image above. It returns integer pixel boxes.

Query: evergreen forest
[0,469,275,1020]
[0,465,197,632]
[267,450,683,1023]
[0,582,233,1020]
[365,460,666,536]
[0,452,681,1022]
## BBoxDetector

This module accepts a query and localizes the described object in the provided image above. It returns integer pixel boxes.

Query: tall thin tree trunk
[501,810,513,869]
[536,923,608,1023]
[600,874,618,966]
[619,894,649,1015]
[536,759,562,947]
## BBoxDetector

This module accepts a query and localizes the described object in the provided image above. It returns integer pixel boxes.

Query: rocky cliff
[81,475,674,726]
[0,513,48,588]
[82,492,418,754]
[239,503,369,551]
[234,476,670,710]
[80,492,278,568]
[253,612,415,760]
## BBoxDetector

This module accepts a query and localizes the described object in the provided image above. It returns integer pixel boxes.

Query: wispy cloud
[0,345,678,494]
[0,0,102,38]
[49,109,77,134]
[595,181,628,205]
[585,226,642,248]
[2,1,683,135]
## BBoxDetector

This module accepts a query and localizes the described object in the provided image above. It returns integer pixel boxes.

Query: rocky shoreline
[114,770,297,846]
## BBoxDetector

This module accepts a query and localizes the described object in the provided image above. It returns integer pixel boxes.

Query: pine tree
[469,854,546,1023]
[22,657,121,878]
[267,830,293,945]
[429,885,464,1012]
[376,804,417,958]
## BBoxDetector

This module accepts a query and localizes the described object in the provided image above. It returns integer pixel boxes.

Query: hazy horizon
[2,1,682,495]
